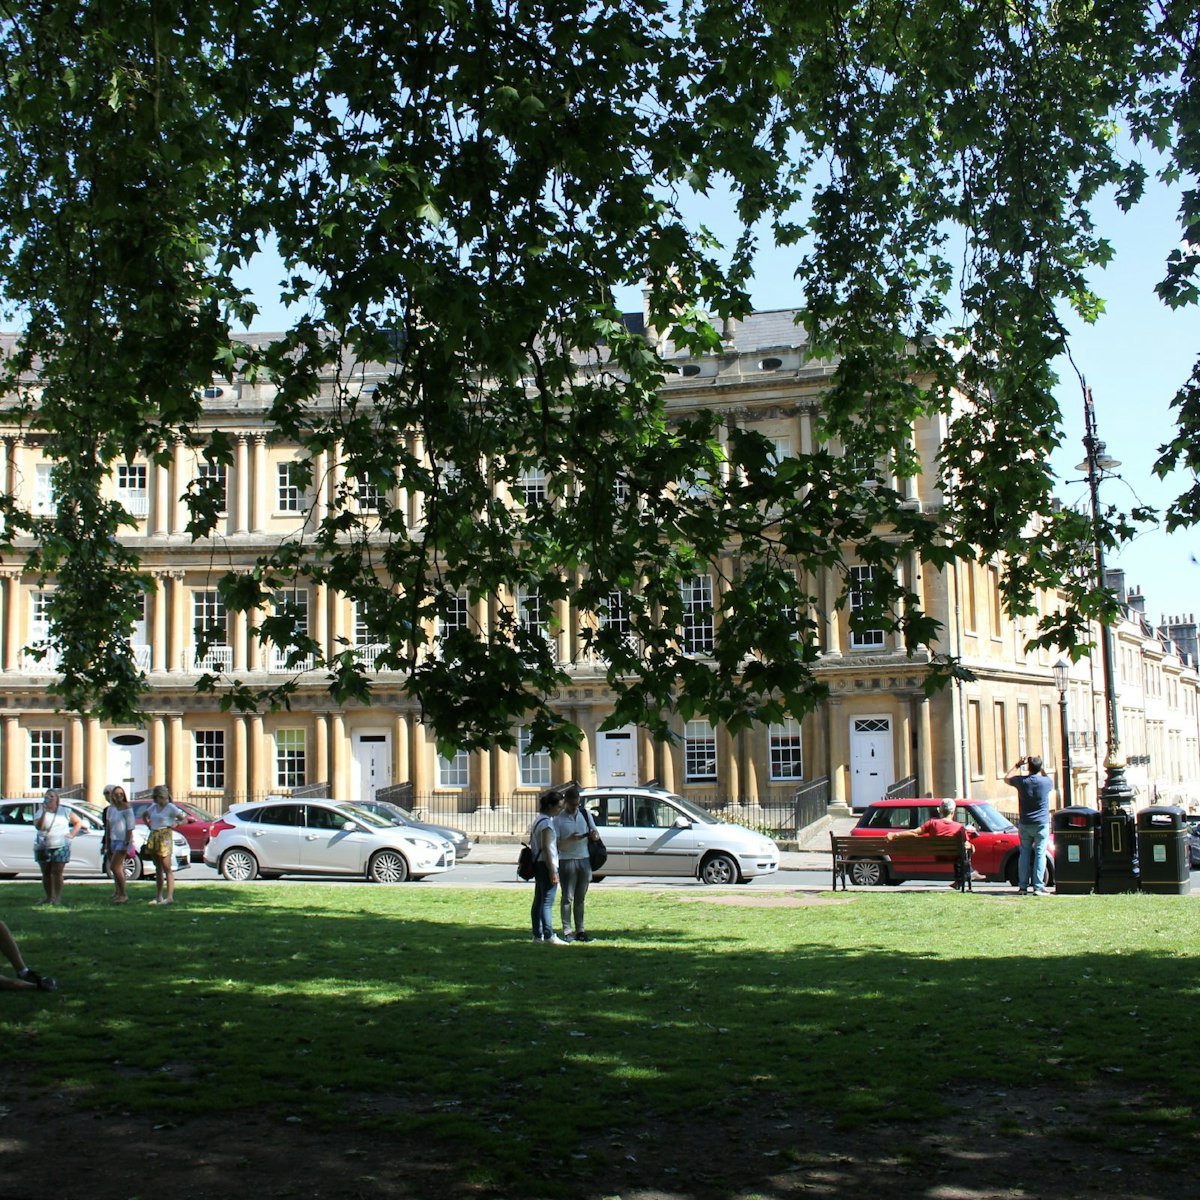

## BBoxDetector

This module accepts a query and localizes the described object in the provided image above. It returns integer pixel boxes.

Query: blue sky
[237,173,1197,629]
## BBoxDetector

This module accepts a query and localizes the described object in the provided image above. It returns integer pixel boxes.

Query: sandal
[18,968,58,992]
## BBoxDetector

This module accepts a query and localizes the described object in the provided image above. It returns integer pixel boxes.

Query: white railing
[190,645,233,672]
[131,644,152,671]
[117,489,150,518]
[20,646,62,673]
[269,648,314,673]
[353,643,389,670]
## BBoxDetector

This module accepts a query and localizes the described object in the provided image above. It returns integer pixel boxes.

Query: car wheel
[699,852,739,885]
[220,848,259,882]
[122,854,144,881]
[369,849,410,883]
[849,859,888,887]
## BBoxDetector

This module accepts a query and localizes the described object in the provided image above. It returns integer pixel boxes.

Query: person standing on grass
[104,786,137,904]
[142,785,186,905]
[32,789,81,906]
[554,783,597,942]
[530,787,566,944]
[1005,755,1054,896]
[0,919,57,991]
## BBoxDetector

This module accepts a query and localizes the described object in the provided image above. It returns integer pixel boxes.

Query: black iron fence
[885,775,917,800]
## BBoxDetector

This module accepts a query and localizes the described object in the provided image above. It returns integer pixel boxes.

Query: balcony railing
[352,643,389,670]
[117,489,150,518]
[20,646,62,673]
[190,645,233,673]
[269,648,315,673]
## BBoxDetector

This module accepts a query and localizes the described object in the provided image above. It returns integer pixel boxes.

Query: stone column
[313,583,329,668]
[918,694,933,797]
[314,712,330,789]
[828,698,850,813]
[234,434,250,534]
[68,718,84,789]
[249,714,266,797]
[151,572,168,672]
[1,571,19,673]
[575,710,594,788]
[409,716,428,797]
[149,715,166,786]
[230,607,247,672]
[329,710,346,797]
[85,716,104,804]
[168,571,185,672]
[394,713,409,789]
[719,724,739,801]
[233,715,249,805]
[822,569,842,656]
[168,714,184,797]
[251,434,267,532]
[152,454,170,536]
[2,714,20,797]
[171,439,188,534]
[639,728,655,785]
[743,729,761,803]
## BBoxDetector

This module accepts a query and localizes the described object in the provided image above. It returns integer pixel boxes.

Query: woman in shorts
[105,786,137,904]
[141,785,186,905]
[33,790,81,906]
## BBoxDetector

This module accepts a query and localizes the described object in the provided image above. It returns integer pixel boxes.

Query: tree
[0,0,1195,753]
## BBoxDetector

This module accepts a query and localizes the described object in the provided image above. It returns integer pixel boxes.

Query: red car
[130,799,215,862]
[849,799,1054,888]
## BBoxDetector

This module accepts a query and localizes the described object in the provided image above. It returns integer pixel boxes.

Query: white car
[204,798,455,883]
[0,799,190,881]
[580,785,780,884]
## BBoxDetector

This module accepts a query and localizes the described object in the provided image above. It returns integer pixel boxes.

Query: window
[849,565,885,649]
[517,586,555,658]
[356,478,382,512]
[1041,703,1053,763]
[277,462,305,513]
[196,461,228,513]
[684,719,717,782]
[993,701,1008,777]
[989,567,1003,638]
[275,729,306,789]
[33,464,56,516]
[967,700,983,779]
[963,565,978,632]
[769,718,804,780]
[767,436,792,470]
[1017,704,1029,758]
[437,750,470,789]
[192,590,230,671]
[194,730,225,790]
[681,575,715,655]
[677,466,713,500]
[600,589,631,644]
[27,590,60,671]
[116,463,149,518]
[271,590,311,672]
[517,727,551,788]
[437,591,470,642]
[515,466,547,508]
[29,729,63,791]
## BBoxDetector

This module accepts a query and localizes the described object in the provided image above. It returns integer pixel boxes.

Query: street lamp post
[1052,658,1072,809]
[1077,386,1137,891]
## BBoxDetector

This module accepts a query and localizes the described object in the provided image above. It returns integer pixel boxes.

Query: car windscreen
[338,803,394,829]
[962,803,1016,832]
[664,795,722,824]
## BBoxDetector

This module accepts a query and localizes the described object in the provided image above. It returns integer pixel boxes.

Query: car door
[626,795,701,877]
[582,792,632,873]
[243,803,304,872]
[299,804,369,874]
[62,804,104,876]
[0,802,40,874]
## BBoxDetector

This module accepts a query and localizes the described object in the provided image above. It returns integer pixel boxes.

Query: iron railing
[885,775,917,799]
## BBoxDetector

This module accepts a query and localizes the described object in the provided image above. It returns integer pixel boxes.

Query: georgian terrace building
[1,310,1197,831]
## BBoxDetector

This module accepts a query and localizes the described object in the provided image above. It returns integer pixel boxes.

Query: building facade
[2,312,1197,829]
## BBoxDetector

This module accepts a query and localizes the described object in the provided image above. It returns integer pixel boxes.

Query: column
[168,571,185,671]
[230,608,247,672]
[149,716,166,786]
[233,715,248,805]
[0,439,9,536]
[472,750,489,811]
[251,434,267,532]
[822,569,842,656]
[329,710,346,798]
[314,712,330,788]
[828,698,849,811]
[743,728,761,803]
[314,448,329,525]
[171,439,188,534]
[893,562,906,652]
[394,713,409,791]
[1,572,18,672]
[85,716,104,804]
[249,714,267,798]
[918,695,933,797]
[151,572,168,672]
[328,439,344,519]
[152,455,169,535]
[168,714,184,796]
[234,433,250,534]
[313,583,329,667]
[898,703,913,781]
[575,710,594,787]
[410,718,428,798]
[2,714,20,797]
[639,728,655,784]
[68,718,84,788]
[719,724,740,801]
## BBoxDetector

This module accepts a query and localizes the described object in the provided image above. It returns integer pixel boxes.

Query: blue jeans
[1018,822,1051,891]
[559,857,592,935]
[531,861,558,939]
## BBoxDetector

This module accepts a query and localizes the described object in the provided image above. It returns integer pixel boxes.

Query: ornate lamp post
[1052,658,1072,808]
[1076,387,1136,890]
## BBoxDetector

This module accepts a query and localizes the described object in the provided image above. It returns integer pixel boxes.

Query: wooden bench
[830,832,972,891]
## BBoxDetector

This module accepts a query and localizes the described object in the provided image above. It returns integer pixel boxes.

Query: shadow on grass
[2,883,1199,1198]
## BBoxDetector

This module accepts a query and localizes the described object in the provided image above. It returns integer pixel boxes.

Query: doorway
[350,730,392,805]
[595,726,638,786]
[849,717,894,811]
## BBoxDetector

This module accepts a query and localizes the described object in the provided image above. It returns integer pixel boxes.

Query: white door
[351,731,392,805]
[595,726,637,786]
[849,717,894,811]
[107,732,149,797]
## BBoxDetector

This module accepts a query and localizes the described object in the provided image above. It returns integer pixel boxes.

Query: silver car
[204,798,455,883]
[580,785,779,884]
[0,799,190,881]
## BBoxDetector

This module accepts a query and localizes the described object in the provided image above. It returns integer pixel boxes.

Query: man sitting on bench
[886,799,975,888]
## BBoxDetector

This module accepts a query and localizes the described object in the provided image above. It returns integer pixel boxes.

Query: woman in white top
[141,784,186,905]
[104,786,137,904]
[33,789,82,906]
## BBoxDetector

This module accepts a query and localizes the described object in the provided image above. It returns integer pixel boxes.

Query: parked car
[578,784,779,884]
[204,798,456,882]
[129,798,214,862]
[351,799,472,861]
[1186,818,1200,869]
[849,798,1054,888]
[0,799,190,881]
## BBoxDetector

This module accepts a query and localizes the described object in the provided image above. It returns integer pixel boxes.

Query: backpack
[582,805,608,872]
[518,815,550,882]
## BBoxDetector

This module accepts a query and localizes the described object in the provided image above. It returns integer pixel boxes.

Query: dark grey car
[354,800,472,860]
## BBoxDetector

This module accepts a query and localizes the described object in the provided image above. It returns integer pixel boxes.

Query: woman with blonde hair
[104,786,137,904]
[32,789,81,906]
[141,785,186,905]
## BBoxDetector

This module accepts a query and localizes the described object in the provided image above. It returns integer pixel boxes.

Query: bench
[830,832,972,891]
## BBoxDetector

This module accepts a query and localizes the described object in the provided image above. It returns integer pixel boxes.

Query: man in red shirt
[885,799,975,887]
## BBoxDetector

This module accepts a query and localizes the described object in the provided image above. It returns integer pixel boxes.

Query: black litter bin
[1137,806,1191,895]
[1053,806,1100,895]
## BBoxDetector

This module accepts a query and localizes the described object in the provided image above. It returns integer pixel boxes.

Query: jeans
[559,857,592,935]
[1018,822,1051,891]
[531,861,558,939]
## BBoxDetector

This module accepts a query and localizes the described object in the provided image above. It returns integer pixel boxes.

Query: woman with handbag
[554,784,600,943]
[529,787,566,944]
[32,789,81,906]
[104,786,137,904]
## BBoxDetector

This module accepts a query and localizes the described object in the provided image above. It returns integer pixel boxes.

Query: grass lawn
[3,881,1200,1197]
